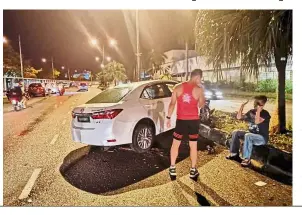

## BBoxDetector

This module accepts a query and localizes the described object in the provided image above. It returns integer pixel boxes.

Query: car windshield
[30,83,42,87]
[86,87,131,104]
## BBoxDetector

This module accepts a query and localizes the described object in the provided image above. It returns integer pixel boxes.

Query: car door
[139,84,170,134]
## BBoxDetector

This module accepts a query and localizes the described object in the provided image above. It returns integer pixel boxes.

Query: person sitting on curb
[226,95,271,167]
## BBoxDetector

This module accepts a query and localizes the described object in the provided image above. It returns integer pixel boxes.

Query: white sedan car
[71,80,178,153]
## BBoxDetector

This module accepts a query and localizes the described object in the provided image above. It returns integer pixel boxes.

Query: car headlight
[215,91,223,96]
[205,91,213,96]
[11,100,17,104]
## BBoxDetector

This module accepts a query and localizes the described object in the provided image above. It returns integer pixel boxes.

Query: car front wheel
[131,123,155,153]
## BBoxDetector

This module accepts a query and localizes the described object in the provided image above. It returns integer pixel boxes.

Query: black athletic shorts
[173,119,200,141]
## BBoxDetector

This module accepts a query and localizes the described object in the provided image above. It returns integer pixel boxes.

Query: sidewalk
[2,97,47,113]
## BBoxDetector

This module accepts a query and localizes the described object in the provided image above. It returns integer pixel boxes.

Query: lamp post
[41,57,55,79]
[18,35,24,79]
[90,38,117,65]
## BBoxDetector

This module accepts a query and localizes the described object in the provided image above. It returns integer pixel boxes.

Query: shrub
[285,80,293,94]
[256,79,278,93]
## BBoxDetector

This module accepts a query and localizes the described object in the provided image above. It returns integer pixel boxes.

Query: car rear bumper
[71,124,126,147]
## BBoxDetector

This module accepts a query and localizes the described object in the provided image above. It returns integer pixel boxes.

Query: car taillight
[91,109,123,119]
[72,112,76,118]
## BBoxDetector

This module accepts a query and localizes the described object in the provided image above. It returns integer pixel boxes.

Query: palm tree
[146,49,168,77]
[97,61,128,86]
[195,10,292,133]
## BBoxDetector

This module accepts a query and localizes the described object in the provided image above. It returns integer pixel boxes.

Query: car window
[86,87,131,104]
[30,83,42,87]
[80,83,87,86]
[141,84,171,100]
[164,82,177,95]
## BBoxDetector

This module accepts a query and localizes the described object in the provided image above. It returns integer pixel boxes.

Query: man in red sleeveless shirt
[166,69,205,179]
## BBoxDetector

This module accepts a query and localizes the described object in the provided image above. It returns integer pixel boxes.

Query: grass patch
[211,110,292,153]
[223,90,292,101]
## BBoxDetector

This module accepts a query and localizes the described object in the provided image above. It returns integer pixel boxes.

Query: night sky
[3,10,196,79]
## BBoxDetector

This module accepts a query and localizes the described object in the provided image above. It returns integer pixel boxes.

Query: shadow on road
[60,130,218,196]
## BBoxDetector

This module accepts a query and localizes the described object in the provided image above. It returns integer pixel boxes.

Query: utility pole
[136,9,141,81]
[51,57,55,79]
[102,45,105,65]
[18,35,24,78]
[67,68,71,81]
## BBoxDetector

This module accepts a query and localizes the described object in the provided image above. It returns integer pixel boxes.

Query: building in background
[158,50,293,83]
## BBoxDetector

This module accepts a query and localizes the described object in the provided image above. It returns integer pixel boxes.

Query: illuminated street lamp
[95,56,100,62]
[61,66,65,70]
[100,64,105,68]
[90,38,98,46]
[109,39,117,47]
[106,56,111,62]
[41,57,55,79]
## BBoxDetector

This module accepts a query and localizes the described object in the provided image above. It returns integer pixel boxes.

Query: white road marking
[50,134,59,145]
[18,168,42,200]
[62,119,67,125]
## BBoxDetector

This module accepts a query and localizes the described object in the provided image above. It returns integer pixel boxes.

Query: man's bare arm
[237,100,249,120]
[167,88,178,118]
[198,88,205,109]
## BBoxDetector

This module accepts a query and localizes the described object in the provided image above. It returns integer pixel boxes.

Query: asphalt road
[3,87,292,206]
[211,97,292,121]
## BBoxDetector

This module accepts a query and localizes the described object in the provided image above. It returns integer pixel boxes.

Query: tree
[3,43,21,77]
[145,49,168,77]
[53,69,61,79]
[96,61,127,86]
[24,67,42,78]
[195,10,292,133]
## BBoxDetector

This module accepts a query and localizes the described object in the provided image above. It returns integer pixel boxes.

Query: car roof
[113,80,178,89]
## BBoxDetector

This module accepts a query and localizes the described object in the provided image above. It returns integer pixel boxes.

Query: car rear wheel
[131,123,155,153]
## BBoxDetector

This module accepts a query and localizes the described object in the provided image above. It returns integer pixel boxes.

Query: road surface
[3,87,292,206]
[211,97,292,121]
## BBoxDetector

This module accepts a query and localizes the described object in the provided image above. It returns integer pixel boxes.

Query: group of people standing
[166,69,271,179]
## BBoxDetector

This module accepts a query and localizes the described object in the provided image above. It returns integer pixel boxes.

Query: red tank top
[177,82,199,120]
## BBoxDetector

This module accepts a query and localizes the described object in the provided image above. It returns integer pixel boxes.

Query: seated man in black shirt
[226,95,271,167]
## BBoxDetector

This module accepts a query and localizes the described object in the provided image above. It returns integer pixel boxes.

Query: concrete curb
[199,123,292,184]
[59,146,91,174]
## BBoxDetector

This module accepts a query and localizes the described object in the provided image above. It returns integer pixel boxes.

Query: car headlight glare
[205,91,213,96]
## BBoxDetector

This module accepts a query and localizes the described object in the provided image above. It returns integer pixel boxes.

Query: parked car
[50,83,59,94]
[28,83,46,97]
[78,82,88,91]
[204,83,223,100]
[71,80,178,153]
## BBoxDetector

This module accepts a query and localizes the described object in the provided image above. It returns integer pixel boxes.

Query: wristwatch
[166,116,171,119]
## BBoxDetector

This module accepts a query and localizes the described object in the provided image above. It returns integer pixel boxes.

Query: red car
[28,83,46,97]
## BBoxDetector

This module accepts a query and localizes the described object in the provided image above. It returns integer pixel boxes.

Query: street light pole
[68,68,71,81]
[102,45,105,64]
[136,9,141,82]
[18,35,24,78]
[51,57,55,79]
